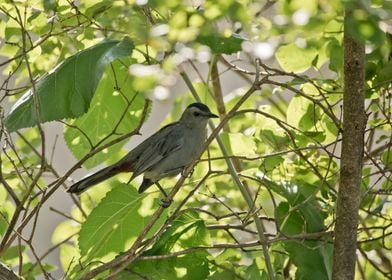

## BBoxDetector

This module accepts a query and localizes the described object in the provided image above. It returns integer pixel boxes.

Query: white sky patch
[153,86,170,100]
[179,47,195,60]
[273,15,289,25]
[253,42,275,60]
[292,9,310,26]
[196,46,211,63]
[242,41,275,60]
[295,38,307,48]
[365,45,374,54]
[151,24,169,37]
[129,64,160,77]
[136,0,148,5]
[290,184,298,193]
[172,53,185,65]
[160,74,177,87]
[242,41,253,52]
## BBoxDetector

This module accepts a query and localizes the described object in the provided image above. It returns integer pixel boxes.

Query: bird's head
[180,102,218,127]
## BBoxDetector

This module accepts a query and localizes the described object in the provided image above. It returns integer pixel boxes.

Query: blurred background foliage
[0,0,391,279]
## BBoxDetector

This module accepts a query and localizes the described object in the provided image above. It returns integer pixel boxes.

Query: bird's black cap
[187,102,212,113]
[187,102,218,118]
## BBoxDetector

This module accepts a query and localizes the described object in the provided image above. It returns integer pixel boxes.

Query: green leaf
[145,210,210,255]
[220,132,257,157]
[43,0,58,11]
[125,252,210,280]
[244,261,261,279]
[51,220,79,244]
[0,182,7,203]
[275,43,317,73]
[346,13,386,45]
[375,61,392,87]
[22,262,57,278]
[122,211,211,279]
[277,196,332,280]
[286,95,319,130]
[77,182,166,262]
[284,241,333,280]
[197,34,244,54]
[259,129,289,151]
[328,38,343,74]
[0,201,15,236]
[84,1,112,18]
[5,37,134,132]
[59,244,80,273]
[63,60,147,168]
[1,245,27,266]
[277,202,304,235]
[261,155,284,172]
[324,19,343,35]
[381,150,392,169]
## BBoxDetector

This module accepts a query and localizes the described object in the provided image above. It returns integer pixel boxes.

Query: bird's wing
[116,122,184,178]
[132,123,184,177]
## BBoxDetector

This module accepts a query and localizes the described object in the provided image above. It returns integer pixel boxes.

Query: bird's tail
[67,166,119,195]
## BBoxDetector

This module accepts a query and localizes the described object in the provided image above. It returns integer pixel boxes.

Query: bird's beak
[208,113,219,118]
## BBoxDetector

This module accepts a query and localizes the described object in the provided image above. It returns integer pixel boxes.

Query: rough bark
[0,263,20,280]
[332,8,366,280]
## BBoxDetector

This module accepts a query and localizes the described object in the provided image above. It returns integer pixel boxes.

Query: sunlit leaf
[262,155,284,172]
[22,262,57,278]
[381,150,392,169]
[220,132,257,157]
[120,211,211,279]
[59,243,80,273]
[276,43,317,73]
[123,252,209,280]
[78,182,166,262]
[328,38,343,74]
[197,34,244,54]
[1,245,27,266]
[277,195,332,280]
[286,95,320,130]
[5,37,134,132]
[145,210,211,255]
[63,60,148,168]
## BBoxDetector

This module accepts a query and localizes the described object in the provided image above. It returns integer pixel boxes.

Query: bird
[67,102,218,205]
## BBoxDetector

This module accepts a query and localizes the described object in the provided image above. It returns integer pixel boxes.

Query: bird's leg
[155,182,172,208]
[155,182,168,197]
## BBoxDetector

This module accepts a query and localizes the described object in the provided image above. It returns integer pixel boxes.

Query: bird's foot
[159,197,173,208]
[155,182,172,207]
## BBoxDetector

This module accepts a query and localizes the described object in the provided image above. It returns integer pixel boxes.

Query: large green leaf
[63,60,147,168]
[220,132,257,157]
[381,150,392,169]
[197,34,244,54]
[284,241,333,280]
[327,38,343,74]
[124,211,211,279]
[22,262,57,278]
[1,245,27,266]
[286,95,320,131]
[276,43,317,73]
[277,196,332,280]
[121,252,210,280]
[77,182,167,262]
[5,37,134,132]
[145,210,211,255]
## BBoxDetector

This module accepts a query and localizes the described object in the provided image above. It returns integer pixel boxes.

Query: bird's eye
[193,112,200,117]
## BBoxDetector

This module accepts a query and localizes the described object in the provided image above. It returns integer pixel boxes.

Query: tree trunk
[332,8,366,280]
[0,263,20,280]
